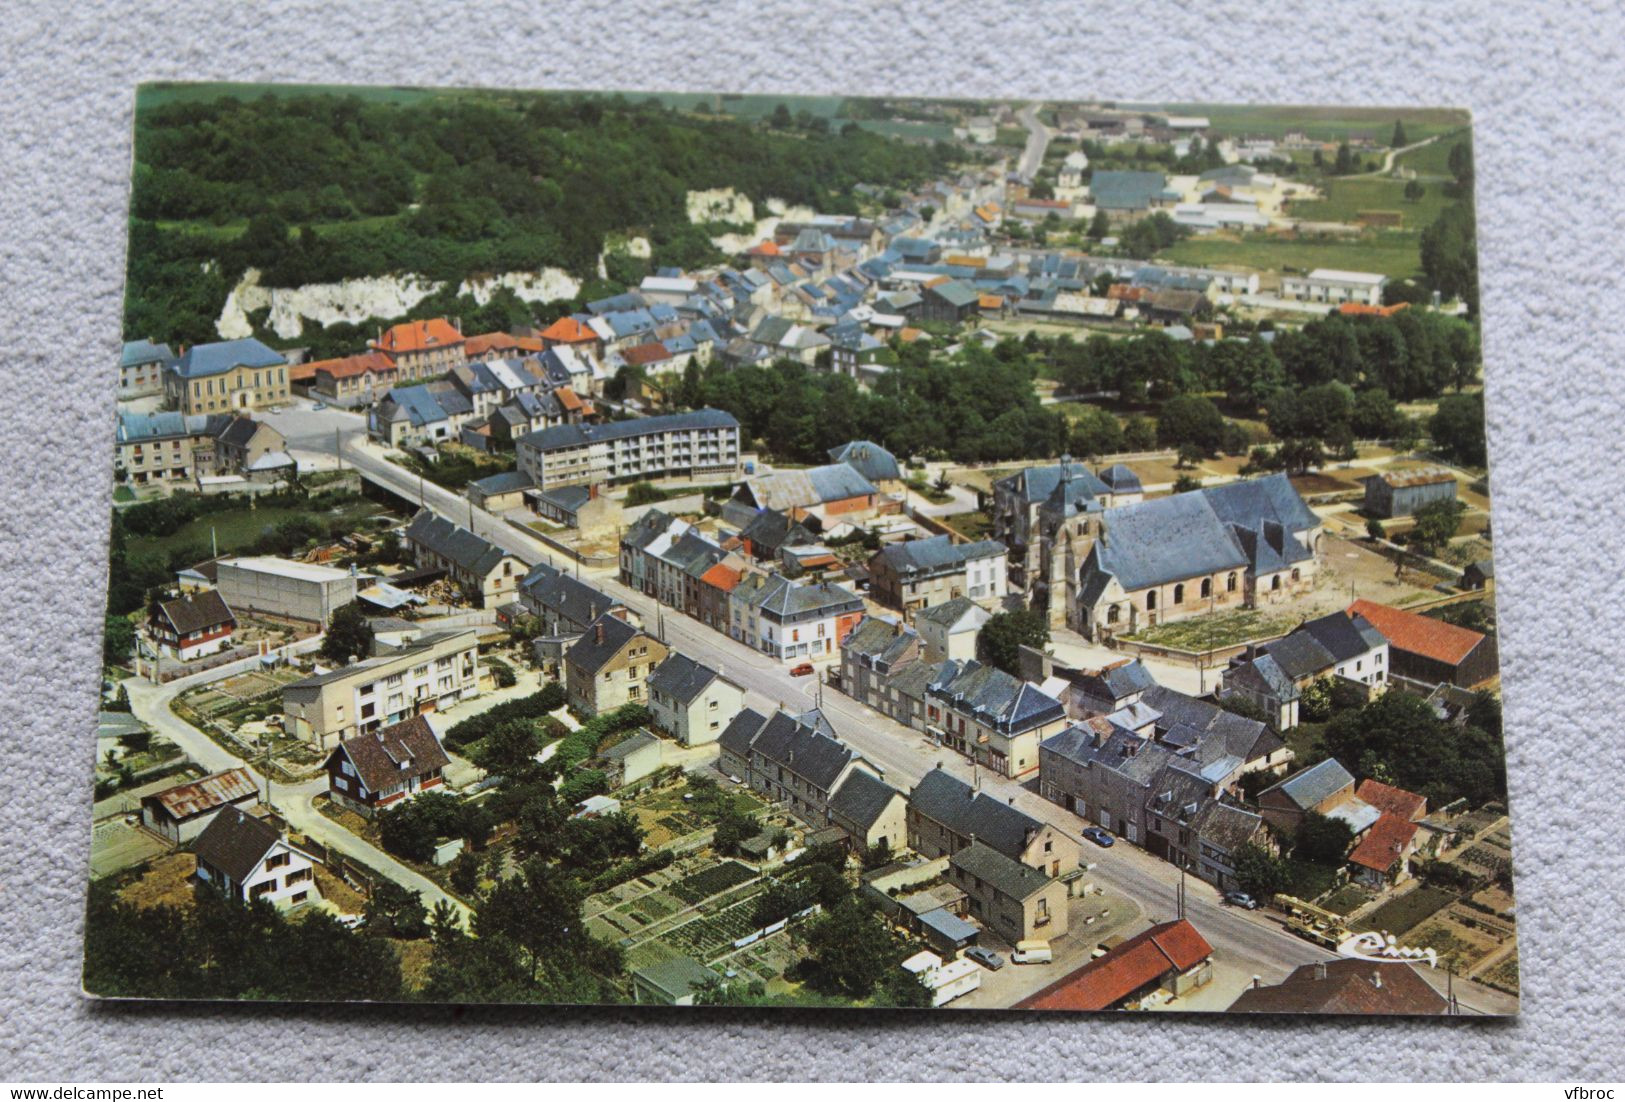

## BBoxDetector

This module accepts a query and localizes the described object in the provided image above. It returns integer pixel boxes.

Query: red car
[789,662,816,677]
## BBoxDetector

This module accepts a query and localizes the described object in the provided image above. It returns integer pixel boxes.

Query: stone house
[564,614,668,718]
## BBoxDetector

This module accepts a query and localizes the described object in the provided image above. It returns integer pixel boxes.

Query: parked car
[1081,826,1115,848]
[1224,890,1258,910]
[965,946,1004,971]
[789,662,815,677]
[312,401,327,410]
[727,774,745,786]
[1011,940,1053,965]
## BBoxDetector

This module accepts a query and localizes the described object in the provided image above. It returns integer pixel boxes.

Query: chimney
[1007,796,1016,806]
[1372,971,1383,989]
[1251,975,1261,989]
[1314,961,1327,981]
[595,621,605,645]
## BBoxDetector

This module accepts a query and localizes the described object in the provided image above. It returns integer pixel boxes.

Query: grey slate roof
[718,708,769,760]
[739,509,819,556]
[930,661,1066,735]
[405,510,513,578]
[647,652,722,705]
[519,562,617,628]
[876,535,1006,578]
[122,339,174,368]
[915,596,982,630]
[621,509,678,552]
[518,408,737,452]
[1295,611,1387,664]
[1202,473,1318,536]
[827,440,902,483]
[997,463,1110,505]
[828,769,902,831]
[950,840,1051,900]
[193,806,282,884]
[1074,659,1156,703]
[748,710,859,791]
[1098,463,1143,494]
[564,613,644,675]
[470,470,533,496]
[1089,492,1250,591]
[1262,757,1355,811]
[1225,652,1300,701]
[170,338,285,380]
[908,768,1041,859]
[1192,800,1265,854]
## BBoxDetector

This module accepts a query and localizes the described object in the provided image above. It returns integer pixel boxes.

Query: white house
[193,805,322,909]
[646,652,746,747]
[1280,269,1387,307]
[914,596,991,663]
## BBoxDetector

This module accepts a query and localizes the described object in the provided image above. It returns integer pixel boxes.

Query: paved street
[120,670,473,925]
[1015,103,1050,179]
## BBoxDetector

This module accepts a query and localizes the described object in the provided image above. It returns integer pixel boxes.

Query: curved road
[123,662,473,925]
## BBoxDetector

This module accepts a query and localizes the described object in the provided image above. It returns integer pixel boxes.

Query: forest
[124,89,960,346]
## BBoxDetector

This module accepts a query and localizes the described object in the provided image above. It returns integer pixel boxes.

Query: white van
[1011,940,1053,964]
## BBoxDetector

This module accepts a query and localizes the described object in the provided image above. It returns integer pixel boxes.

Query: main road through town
[258,403,1515,1013]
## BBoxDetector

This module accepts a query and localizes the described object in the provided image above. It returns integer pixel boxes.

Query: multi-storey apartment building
[516,409,740,491]
[282,629,481,749]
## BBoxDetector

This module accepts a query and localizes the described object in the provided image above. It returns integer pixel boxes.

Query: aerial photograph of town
[85,84,1513,1015]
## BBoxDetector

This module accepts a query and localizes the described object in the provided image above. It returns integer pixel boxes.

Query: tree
[1408,498,1466,555]
[1274,438,1325,474]
[450,849,483,896]
[1391,120,1409,148]
[625,481,665,507]
[1155,395,1226,454]
[1232,842,1289,901]
[363,880,430,939]
[1366,517,1386,542]
[1171,473,1202,494]
[1122,414,1156,451]
[1087,209,1111,240]
[1333,141,1355,175]
[103,615,135,666]
[1294,810,1354,866]
[1429,392,1487,466]
[799,898,900,1000]
[320,600,374,665]
[472,718,542,780]
[1404,180,1425,202]
[976,609,1050,676]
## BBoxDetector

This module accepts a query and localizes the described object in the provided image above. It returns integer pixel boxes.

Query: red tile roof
[1355,779,1426,821]
[463,332,540,357]
[623,341,672,367]
[746,239,782,256]
[539,317,597,344]
[700,562,742,592]
[1347,599,1486,667]
[1337,302,1409,318]
[1015,920,1212,1011]
[1348,812,1419,872]
[554,386,584,413]
[373,318,464,357]
[978,293,1005,310]
[306,350,396,381]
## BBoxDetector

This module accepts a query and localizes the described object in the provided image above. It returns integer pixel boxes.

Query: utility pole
[335,427,343,472]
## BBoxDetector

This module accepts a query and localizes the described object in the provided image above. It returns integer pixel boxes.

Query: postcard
[87,84,1512,1014]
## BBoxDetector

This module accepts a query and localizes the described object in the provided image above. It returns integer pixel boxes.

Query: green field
[1290,175,1453,229]
[1354,885,1458,935]
[1153,103,1470,142]
[1396,132,1471,178]
[128,498,389,562]
[1123,608,1297,650]
[1160,232,1425,281]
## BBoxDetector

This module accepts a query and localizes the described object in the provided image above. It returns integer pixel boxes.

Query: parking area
[955,884,1143,1009]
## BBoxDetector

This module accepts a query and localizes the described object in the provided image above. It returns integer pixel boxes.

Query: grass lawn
[1290,176,1453,229]
[1123,608,1296,650]
[1160,232,1424,281]
[946,510,995,541]
[1354,885,1458,935]
[1396,133,1472,178]
[1156,104,1469,143]
[128,498,389,561]
[1321,883,1374,917]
